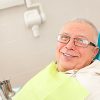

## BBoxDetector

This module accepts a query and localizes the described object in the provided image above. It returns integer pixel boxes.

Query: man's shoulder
[92,59,100,69]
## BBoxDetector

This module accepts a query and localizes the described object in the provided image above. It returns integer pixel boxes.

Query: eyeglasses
[57,34,96,48]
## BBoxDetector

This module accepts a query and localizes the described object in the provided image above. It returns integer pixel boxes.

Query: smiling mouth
[62,52,78,58]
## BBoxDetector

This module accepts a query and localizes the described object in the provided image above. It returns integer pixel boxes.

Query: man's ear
[94,47,99,57]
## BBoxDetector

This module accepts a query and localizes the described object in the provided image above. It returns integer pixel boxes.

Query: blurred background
[0,0,100,87]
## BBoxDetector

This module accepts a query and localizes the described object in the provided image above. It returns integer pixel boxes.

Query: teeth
[63,53,71,56]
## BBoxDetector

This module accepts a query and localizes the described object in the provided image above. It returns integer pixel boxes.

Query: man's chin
[58,61,75,71]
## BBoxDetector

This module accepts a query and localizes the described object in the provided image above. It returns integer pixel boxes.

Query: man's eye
[61,35,69,40]
[76,38,88,44]
[77,38,84,43]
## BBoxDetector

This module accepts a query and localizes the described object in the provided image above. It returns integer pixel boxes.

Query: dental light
[24,2,46,37]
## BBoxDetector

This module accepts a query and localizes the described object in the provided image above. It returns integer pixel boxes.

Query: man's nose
[65,39,75,50]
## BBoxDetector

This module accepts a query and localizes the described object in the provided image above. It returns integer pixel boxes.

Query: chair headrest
[98,32,100,47]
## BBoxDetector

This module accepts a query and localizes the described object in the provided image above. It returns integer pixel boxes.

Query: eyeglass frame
[57,33,97,48]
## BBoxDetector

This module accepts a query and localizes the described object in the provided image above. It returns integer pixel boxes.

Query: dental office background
[0,0,100,87]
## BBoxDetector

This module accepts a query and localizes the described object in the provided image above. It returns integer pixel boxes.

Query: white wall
[0,0,100,87]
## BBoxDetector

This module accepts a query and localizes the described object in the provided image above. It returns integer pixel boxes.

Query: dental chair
[95,32,100,60]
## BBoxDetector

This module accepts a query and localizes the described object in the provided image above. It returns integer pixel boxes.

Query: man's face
[56,22,99,72]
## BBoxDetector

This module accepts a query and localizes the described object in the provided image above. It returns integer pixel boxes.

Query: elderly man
[12,19,100,100]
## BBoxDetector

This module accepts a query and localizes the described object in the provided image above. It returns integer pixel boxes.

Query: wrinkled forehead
[59,21,98,43]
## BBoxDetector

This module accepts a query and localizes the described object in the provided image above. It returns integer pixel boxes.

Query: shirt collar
[56,60,100,76]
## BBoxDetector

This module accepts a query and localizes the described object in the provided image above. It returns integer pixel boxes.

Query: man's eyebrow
[63,32,84,36]
[62,32,88,39]
[75,35,88,39]
[62,32,69,35]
